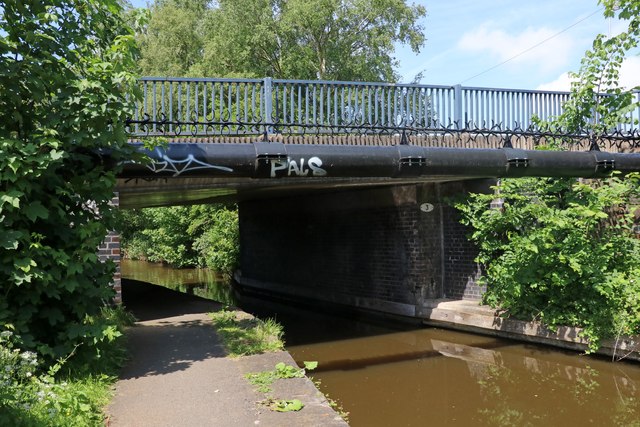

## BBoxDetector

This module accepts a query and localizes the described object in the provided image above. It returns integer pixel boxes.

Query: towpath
[106,280,347,427]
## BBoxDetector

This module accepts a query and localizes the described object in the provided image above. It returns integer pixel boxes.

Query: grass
[208,309,348,419]
[0,306,135,427]
[208,308,284,357]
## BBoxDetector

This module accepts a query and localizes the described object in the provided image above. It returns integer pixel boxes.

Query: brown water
[121,259,237,305]
[122,260,640,426]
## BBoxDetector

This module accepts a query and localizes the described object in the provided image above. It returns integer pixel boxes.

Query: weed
[245,362,318,413]
[0,305,132,426]
[245,362,307,393]
[209,309,284,357]
[259,398,304,412]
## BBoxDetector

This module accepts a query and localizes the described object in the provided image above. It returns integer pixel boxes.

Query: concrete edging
[422,299,640,362]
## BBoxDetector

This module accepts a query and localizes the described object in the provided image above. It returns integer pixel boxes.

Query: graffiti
[147,153,233,177]
[270,156,327,178]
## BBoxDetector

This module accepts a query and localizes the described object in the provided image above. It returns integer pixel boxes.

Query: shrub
[120,204,240,275]
[194,208,240,276]
[0,306,133,426]
[0,0,139,361]
[456,175,640,351]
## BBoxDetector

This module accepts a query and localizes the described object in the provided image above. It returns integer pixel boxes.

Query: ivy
[0,0,139,362]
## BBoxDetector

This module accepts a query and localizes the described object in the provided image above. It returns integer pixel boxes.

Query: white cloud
[457,24,575,72]
[536,72,574,91]
[619,56,640,89]
[537,56,640,91]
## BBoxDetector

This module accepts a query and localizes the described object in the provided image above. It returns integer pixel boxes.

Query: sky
[394,0,640,90]
[130,0,640,91]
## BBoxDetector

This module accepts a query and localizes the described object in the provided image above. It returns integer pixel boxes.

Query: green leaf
[50,149,64,161]
[272,399,304,412]
[14,257,36,272]
[0,190,22,209]
[25,201,49,221]
[303,361,318,371]
[1,230,23,249]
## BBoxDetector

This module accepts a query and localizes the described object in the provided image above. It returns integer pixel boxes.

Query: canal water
[122,260,640,426]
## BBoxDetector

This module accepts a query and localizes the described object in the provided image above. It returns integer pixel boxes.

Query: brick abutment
[237,181,491,319]
[99,193,122,304]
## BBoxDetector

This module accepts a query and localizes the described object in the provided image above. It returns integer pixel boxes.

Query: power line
[461,7,604,84]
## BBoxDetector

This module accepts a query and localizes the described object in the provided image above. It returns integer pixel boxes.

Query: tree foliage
[137,0,426,81]
[456,177,640,351]
[556,0,640,133]
[120,204,239,276]
[0,0,138,360]
[456,1,640,352]
[136,2,203,76]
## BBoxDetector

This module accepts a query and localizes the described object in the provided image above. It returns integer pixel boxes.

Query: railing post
[263,77,273,136]
[453,84,462,128]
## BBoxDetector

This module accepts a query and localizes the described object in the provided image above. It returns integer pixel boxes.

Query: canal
[122,260,640,426]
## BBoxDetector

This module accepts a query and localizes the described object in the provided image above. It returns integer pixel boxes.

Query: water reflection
[287,328,640,426]
[122,260,640,426]
[121,259,237,306]
[247,301,640,427]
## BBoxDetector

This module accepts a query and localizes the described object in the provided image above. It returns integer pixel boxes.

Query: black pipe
[120,142,640,180]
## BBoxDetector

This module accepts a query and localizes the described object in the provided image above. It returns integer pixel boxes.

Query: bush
[120,204,240,275]
[194,208,240,277]
[0,0,139,362]
[456,175,640,351]
[0,306,134,426]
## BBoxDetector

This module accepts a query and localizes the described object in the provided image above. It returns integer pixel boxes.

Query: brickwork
[439,181,490,300]
[237,181,490,318]
[98,193,122,303]
[238,187,437,314]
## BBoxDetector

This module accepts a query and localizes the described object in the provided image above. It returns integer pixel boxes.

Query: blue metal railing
[128,77,640,137]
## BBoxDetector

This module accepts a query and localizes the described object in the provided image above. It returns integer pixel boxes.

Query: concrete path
[106,280,347,427]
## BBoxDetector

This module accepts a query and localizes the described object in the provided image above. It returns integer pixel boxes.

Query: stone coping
[422,299,640,363]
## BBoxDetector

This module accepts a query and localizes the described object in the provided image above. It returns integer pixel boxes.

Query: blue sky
[395,0,640,90]
[130,0,640,91]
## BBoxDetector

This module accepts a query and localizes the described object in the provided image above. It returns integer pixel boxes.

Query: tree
[455,1,640,353]
[556,0,640,134]
[0,0,138,360]
[137,1,204,76]
[138,0,426,81]
[120,204,239,276]
[281,0,426,81]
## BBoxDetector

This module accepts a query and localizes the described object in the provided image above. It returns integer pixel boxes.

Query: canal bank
[235,271,640,363]
[107,279,347,427]
[422,299,640,363]
[120,260,640,425]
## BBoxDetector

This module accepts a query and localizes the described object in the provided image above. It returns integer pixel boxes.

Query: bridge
[111,77,640,317]
[119,77,640,208]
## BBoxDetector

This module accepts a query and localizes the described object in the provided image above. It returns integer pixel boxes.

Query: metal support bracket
[503,148,529,170]
[592,151,616,173]
[397,146,426,177]
[400,157,427,166]
[254,142,288,177]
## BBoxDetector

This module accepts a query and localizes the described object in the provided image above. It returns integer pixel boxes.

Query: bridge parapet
[127,77,640,147]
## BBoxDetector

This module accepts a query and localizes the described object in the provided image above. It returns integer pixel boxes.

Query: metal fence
[127,77,640,137]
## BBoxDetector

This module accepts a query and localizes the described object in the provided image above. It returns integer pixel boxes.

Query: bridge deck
[129,134,635,153]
